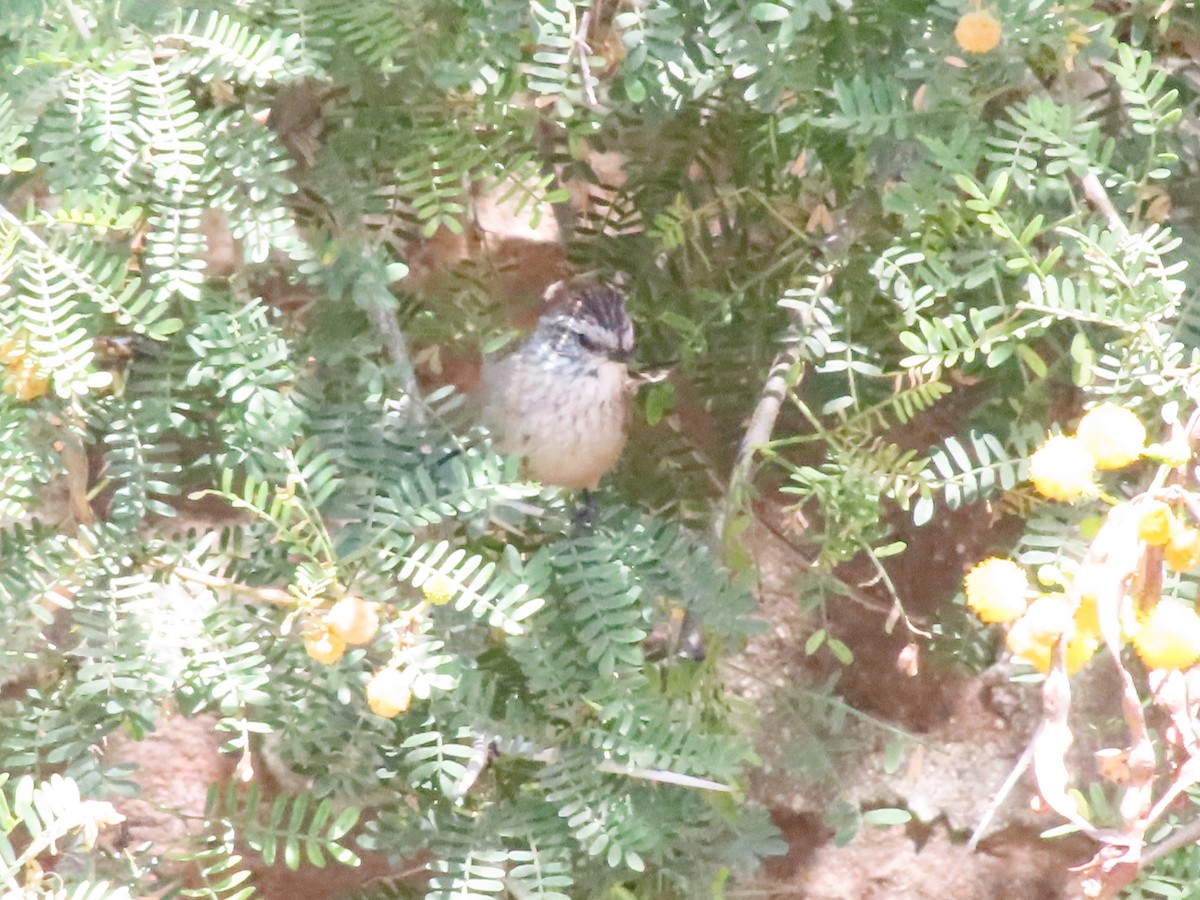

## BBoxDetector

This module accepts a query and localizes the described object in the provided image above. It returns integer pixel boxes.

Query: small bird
[483,273,634,490]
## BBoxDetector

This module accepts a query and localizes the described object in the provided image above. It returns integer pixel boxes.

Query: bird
[482,273,634,491]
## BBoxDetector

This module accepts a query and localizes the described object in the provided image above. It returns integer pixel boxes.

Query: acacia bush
[1,0,1200,898]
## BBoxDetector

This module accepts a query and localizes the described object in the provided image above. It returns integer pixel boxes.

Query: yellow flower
[366,668,412,718]
[325,595,380,645]
[3,358,50,402]
[422,574,456,607]
[304,625,346,665]
[954,10,1002,54]
[1074,593,1100,637]
[1029,435,1095,502]
[1076,404,1146,470]
[1006,596,1098,674]
[1144,439,1191,469]
[1137,500,1175,546]
[1132,599,1200,670]
[0,338,22,365]
[1165,526,1200,573]
[1019,594,1073,642]
[964,557,1029,623]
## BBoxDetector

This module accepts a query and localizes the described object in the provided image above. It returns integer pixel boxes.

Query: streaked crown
[537,273,634,362]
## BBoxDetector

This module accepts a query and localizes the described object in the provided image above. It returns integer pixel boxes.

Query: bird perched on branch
[483,273,634,491]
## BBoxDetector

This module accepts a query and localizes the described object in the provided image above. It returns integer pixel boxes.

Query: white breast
[485,354,629,490]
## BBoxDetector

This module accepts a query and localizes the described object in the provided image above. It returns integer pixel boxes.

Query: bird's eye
[575,331,598,352]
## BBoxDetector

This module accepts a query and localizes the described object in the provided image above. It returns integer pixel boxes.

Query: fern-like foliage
[6,0,1200,897]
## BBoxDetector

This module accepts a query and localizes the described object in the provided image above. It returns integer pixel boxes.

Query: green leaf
[861,808,912,826]
[751,3,790,21]
[805,628,826,655]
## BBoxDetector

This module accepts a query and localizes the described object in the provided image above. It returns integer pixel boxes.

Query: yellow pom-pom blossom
[304,625,346,666]
[366,668,412,718]
[325,595,380,645]
[1137,500,1175,547]
[954,10,1002,54]
[1029,435,1095,502]
[2,358,50,402]
[1132,599,1200,670]
[1165,526,1200,573]
[422,574,456,607]
[1006,595,1098,674]
[964,557,1029,624]
[1018,594,1073,643]
[1075,403,1146,470]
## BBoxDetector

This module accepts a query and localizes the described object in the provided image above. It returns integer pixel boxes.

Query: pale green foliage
[2,0,1200,896]
[0,2,775,898]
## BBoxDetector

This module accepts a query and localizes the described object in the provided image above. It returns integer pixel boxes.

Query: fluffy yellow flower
[964,557,1029,623]
[954,10,1002,54]
[1132,599,1200,670]
[1006,595,1098,674]
[304,625,346,666]
[1137,500,1175,546]
[1029,435,1095,502]
[1074,593,1100,637]
[366,668,412,718]
[1019,594,1073,642]
[325,595,380,645]
[1165,526,1200,573]
[1076,404,1146,470]
[422,574,456,607]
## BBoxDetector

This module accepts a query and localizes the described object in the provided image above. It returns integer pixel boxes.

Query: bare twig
[147,558,294,606]
[54,418,94,528]
[366,305,427,425]
[967,740,1034,851]
[725,270,832,514]
[62,0,93,41]
[1077,172,1129,239]
[572,9,599,108]
[1142,811,1200,867]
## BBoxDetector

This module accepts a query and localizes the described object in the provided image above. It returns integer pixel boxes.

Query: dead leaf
[805,203,833,234]
[896,642,920,676]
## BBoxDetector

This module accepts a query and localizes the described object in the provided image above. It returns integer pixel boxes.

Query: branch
[62,0,93,41]
[572,9,599,108]
[967,740,1034,851]
[366,305,427,425]
[722,271,832,519]
[1077,172,1129,239]
[148,557,294,606]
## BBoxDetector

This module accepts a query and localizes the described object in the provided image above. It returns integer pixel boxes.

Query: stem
[148,558,294,606]
[365,305,427,425]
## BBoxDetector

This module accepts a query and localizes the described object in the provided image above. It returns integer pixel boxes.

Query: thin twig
[366,305,427,425]
[728,273,831,494]
[859,542,932,640]
[719,272,831,545]
[54,418,94,528]
[1077,172,1129,239]
[63,0,93,41]
[147,558,294,606]
[967,740,1034,851]
[535,116,575,241]
[1142,813,1200,867]
[572,9,598,108]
